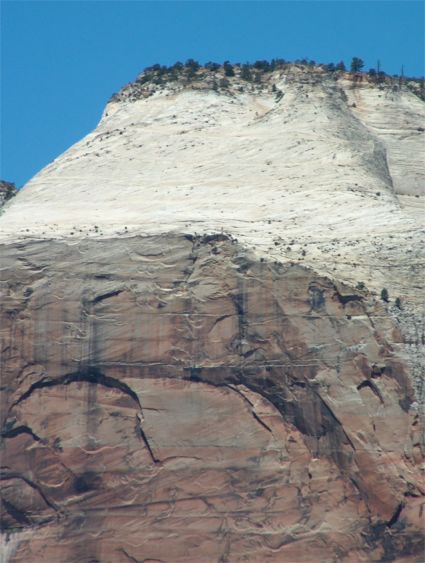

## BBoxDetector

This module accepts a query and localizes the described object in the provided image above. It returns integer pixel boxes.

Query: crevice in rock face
[333,289,363,306]
[92,289,123,304]
[386,502,404,528]
[1,497,32,527]
[121,548,166,563]
[12,367,141,410]
[311,390,357,451]
[251,411,273,433]
[135,414,159,464]
[0,472,58,514]
[225,383,253,404]
[357,380,384,403]
[0,425,42,442]
[242,347,262,359]
[365,500,423,561]
[120,548,140,562]
[225,384,272,433]
[211,314,233,329]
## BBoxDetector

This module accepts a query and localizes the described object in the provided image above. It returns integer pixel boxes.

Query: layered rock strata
[0,65,424,561]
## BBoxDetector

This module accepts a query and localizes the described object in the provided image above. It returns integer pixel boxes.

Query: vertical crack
[386,502,404,528]
[135,414,159,464]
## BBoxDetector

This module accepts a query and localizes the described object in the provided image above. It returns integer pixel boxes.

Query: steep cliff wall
[1,235,423,561]
[1,66,424,561]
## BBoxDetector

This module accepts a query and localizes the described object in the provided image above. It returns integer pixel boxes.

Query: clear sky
[1,0,424,187]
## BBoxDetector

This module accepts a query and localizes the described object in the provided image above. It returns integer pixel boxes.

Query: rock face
[0,65,424,562]
[0,181,17,209]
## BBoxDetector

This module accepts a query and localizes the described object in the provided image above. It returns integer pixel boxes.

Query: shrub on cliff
[254,60,271,72]
[381,288,389,302]
[205,61,220,72]
[223,61,235,77]
[185,59,200,71]
[185,59,200,78]
[240,64,253,81]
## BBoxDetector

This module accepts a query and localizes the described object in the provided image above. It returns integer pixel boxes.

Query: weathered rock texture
[0,182,16,209]
[0,66,424,562]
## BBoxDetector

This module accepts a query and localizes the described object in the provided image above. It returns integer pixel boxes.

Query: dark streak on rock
[225,384,272,433]
[135,416,159,464]
[92,289,123,304]
[1,497,32,527]
[12,367,141,410]
[251,411,273,433]
[334,290,363,306]
[386,502,404,528]
[357,380,384,404]
[0,425,42,442]
[73,471,102,494]
[120,548,140,562]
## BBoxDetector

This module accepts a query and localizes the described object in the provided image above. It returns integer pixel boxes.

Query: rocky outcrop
[0,234,423,561]
[0,66,424,561]
[0,181,16,209]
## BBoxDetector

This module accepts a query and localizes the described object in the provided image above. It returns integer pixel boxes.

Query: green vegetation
[381,288,389,302]
[223,61,235,77]
[110,57,425,102]
[350,57,364,73]
[240,64,252,81]
[136,57,422,84]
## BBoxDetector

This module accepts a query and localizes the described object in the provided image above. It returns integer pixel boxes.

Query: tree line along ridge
[110,57,425,102]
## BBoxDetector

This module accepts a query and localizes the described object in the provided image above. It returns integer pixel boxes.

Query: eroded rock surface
[1,235,423,561]
[1,65,424,561]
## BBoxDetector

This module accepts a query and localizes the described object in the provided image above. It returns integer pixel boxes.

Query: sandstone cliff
[0,182,16,209]
[1,64,424,562]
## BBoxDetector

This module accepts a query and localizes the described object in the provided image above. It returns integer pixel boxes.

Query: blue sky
[1,0,424,187]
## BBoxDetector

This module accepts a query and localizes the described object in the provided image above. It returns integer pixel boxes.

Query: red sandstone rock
[1,235,423,561]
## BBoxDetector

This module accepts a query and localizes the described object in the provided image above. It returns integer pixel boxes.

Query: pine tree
[381,288,389,302]
[350,57,364,73]
[240,64,252,81]
[223,61,235,77]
